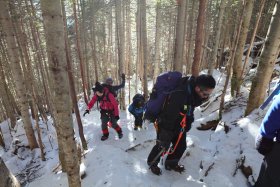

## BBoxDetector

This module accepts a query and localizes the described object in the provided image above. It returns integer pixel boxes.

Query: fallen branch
[125,139,154,152]
[201,92,223,112]
[204,162,215,177]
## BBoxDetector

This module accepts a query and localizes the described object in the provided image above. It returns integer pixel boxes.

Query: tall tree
[62,0,87,150]
[241,0,266,77]
[40,0,81,186]
[231,0,254,96]
[245,1,280,115]
[174,0,187,71]
[73,0,88,105]
[115,0,126,109]
[186,0,196,74]
[0,59,16,128]
[208,0,226,75]
[140,0,148,99]
[125,0,132,101]
[192,0,207,76]
[153,0,162,82]
[0,0,38,149]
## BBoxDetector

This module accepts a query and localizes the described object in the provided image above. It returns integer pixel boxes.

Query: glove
[255,134,274,156]
[83,109,89,117]
[121,73,125,80]
[158,128,173,149]
[115,116,120,121]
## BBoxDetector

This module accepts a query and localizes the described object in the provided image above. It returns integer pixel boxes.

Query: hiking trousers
[134,114,143,127]
[147,130,186,167]
[100,113,122,135]
[255,142,280,187]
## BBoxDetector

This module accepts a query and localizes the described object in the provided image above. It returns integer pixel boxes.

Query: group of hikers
[83,71,279,187]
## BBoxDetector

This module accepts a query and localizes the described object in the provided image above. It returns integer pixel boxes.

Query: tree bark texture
[192,0,207,77]
[0,0,38,149]
[245,1,280,115]
[40,0,81,186]
[208,0,226,75]
[73,0,88,105]
[231,0,254,96]
[62,0,87,150]
[174,0,187,72]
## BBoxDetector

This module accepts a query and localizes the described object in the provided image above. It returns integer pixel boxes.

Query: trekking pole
[149,147,166,169]
[260,82,280,110]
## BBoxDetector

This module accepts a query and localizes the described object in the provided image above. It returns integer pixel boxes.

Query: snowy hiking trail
[1,70,269,187]
[28,94,263,187]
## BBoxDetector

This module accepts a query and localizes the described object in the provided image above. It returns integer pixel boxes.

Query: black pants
[255,142,280,187]
[147,130,186,167]
[134,115,143,127]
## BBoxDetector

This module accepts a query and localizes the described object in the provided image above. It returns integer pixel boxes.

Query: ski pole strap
[164,112,187,155]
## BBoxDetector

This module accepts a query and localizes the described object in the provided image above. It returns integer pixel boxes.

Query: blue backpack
[144,71,182,122]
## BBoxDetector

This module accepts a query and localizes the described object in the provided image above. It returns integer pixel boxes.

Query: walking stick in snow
[259,82,280,110]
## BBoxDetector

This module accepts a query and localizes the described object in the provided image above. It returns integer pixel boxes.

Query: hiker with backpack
[254,94,280,187]
[83,82,123,141]
[146,73,216,175]
[104,73,126,96]
[128,94,145,130]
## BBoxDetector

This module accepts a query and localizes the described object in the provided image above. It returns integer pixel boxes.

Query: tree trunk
[231,0,254,96]
[33,101,46,161]
[0,60,16,128]
[139,0,149,99]
[192,0,207,77]
[115,0,126,109]
[89,1,99,82]
[136,0,141,92]
[219,8,244,119]
[241,0,266,77]
[0,127,5,149]
[174,0,187,72]
[40,0,81,186]
[186,0,196,74]
[0,157,20,187]
[126,0,132,101]
[153,0,162,82]
[0,0,38,149]
[245,1,280,115]
[62,0,87,150]
[208,0,226,75]
[73,0,88,105]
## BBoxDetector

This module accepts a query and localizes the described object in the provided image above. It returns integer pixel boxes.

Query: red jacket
[87,87,119,116]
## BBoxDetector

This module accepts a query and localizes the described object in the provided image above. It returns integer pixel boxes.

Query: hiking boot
[118,132,123,139]
[150,165,162,176]
[165,164,185,173]
[134,125,142,131]
[101,135,109,141]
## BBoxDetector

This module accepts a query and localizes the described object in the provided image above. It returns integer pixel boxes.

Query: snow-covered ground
[0,70,276,187]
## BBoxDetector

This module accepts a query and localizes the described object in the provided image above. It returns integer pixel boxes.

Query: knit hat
[94,82,104,93]
[105,77,113,85]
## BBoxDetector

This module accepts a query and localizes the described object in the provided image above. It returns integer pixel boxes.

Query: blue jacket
[260,94,280,142]
[128,104,144,117]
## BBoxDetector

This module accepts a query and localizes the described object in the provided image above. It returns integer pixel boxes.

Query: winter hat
[105,77,113,85]
[94,82,104,93]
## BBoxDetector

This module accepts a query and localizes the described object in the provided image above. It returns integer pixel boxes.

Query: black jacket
[158,76,203,133]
